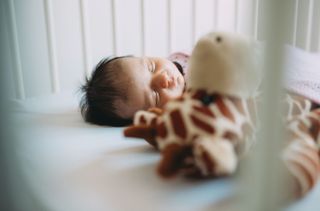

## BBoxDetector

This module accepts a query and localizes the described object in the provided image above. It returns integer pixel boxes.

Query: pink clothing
[168,52,190,80]
[284,46,320,105]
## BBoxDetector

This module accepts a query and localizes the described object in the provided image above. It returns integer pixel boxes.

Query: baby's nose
[151,71,174,90]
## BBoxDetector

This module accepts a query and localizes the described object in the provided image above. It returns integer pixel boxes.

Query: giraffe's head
[187,32,261,98]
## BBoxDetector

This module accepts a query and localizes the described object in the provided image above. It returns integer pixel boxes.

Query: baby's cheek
[159,95,170,108]
[160,88,184,108]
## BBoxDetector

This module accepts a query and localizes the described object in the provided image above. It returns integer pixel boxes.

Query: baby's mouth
[167,76,177,88]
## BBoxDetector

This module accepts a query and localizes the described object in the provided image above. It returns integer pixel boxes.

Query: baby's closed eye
[148,60,156,73]
[153,90,161,107]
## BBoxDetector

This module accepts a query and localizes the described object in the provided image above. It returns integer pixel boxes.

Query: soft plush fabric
[124,32,320,199]
[284,46,320,104]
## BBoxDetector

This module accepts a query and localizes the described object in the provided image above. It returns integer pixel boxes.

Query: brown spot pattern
[201,149,214,174]
[151,117,157,127]
[308,116,320,141]
[192,105,215,118]
[158,144,193,178]
[223,131,239,140]
[170,110,187,139]
[192,90,207,100]
[190,114,215,134]
[216,98,235,122]
[291,158,314,190]
[139,116,147,124]
[157,122,168,139]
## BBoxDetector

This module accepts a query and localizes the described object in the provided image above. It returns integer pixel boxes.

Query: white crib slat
[253,0,260,40]
[292,0,299,46]
[213,0,218,29]
[0,1,16,98]
[317,0,320,52]
[80,0,91,77]
[319,21,320,51]
[282,0,298,47]
[171,0,193,53]
[144,0,167,56]
[44,0,60,93]
[310,0,320,52]
[191,0,196,45]
[8,0,25,99]
[216,0,236,32]
[115,0,142,56]
[86,0,114,66]
[195,0,214,40]
[167,0,172,54]
[237,0,255,37]
[305,0,314,51]
[140,0,146,56]
[111,0,117,55]
[51,0,86,92]
[234,0,239,32]
[240,2,293,209]
[296,0,312,50]
[7,0,320,99]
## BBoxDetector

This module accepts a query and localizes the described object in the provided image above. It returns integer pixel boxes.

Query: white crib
[1,0,320,99]
[0,1,319,211]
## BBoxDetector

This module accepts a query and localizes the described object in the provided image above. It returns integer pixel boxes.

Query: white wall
[1,0,320,99]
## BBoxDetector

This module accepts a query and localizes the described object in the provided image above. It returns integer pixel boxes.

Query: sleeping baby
[80,39,320,127]
[80,53,190,126]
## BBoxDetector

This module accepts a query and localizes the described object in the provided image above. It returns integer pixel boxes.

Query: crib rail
[1,0,319,99]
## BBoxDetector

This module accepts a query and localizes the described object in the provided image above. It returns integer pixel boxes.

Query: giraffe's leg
[282,108,320,197]
[193,136,238,177]
[157,143,192,178]
[284,93,317,120]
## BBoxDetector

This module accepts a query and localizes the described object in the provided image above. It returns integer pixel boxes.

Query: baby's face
[114,57,185,119]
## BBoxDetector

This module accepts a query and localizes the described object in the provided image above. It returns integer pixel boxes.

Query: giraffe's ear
[123,125,158,148]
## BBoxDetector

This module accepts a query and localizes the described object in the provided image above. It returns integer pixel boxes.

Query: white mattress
[9,92,320,211]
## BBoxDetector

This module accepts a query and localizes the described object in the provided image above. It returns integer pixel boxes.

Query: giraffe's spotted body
[127,92,320,196]
[132,89,257,177]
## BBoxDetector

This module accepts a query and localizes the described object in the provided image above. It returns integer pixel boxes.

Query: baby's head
[80,55,185,126]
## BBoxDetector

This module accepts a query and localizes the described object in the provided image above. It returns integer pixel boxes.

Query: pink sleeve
[284,47,320,105]
[168,52,190,78]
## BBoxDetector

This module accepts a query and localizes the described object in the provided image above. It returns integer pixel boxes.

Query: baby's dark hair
[80,56,133,127]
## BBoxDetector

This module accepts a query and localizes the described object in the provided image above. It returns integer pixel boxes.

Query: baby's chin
[160,86,185,108]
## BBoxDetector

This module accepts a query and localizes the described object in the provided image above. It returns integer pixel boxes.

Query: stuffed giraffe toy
[124,32,320,197]
[280,84,320,197]
[125,32,260,178]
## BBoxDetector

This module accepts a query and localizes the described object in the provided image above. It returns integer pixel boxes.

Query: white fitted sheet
[10,92,320,211]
